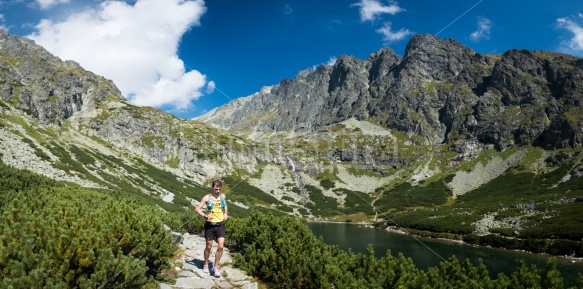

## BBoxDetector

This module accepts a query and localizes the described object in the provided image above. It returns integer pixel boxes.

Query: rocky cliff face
[0,30,275,186]
[197,34,583,151]
[0,30,122,125]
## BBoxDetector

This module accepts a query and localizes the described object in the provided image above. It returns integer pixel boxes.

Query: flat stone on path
[159,233,259,289]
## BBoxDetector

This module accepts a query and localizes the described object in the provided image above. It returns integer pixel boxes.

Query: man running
[195,179,229,277]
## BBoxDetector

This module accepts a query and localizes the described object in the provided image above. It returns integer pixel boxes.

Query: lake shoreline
[307,220,583,264]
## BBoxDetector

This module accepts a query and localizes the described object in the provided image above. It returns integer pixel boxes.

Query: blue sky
[1,0,582,119]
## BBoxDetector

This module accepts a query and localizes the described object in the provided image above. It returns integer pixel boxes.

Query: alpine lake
[308,222,583,287]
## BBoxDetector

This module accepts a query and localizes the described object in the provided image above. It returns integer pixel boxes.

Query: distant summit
[197,34,583,151]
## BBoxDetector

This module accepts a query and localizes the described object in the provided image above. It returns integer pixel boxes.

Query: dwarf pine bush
[0,161,175,288]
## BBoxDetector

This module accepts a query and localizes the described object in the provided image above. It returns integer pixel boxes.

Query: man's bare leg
[204,239,213,269]
[213,237,225,275]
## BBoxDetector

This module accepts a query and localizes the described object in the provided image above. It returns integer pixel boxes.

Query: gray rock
[177,270,197,277]
[241,282,259,289]
[180,261,199,272]
[173,277,215,288]
[171,232,183,244]
[223,268,252,282]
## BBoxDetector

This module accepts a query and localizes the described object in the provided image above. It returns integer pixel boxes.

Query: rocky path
[160,233,259,289]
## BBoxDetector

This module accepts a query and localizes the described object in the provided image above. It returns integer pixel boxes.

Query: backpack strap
[206,194,214,210]
[220,194,226,210]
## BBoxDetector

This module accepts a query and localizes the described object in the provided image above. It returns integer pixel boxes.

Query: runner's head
[212,179,222,191]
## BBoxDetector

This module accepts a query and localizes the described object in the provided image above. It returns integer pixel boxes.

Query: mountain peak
[197,34,583,150]
[0,29,123,125]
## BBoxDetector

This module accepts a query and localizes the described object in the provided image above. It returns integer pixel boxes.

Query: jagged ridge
[197,34,583,152]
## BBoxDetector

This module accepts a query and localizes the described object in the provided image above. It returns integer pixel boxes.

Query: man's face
[213,186,222,193]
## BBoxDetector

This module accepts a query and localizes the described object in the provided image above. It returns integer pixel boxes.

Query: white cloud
[140,69,205,108]
[327,56,337,66]
[284,4,293,15]
[470,16,492,42]
[556,14,583,52]
[352,0,404,22]
[36,0,70,10]
[311,56,337,71]
[206,80,216,94]
[376,21,412,43]
[27,0,208,111]
[0,14,5,31]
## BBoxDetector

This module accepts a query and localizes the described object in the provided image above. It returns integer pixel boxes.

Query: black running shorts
[204,222,226,241]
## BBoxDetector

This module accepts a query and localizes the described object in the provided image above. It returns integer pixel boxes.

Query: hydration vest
[206,193,226,223]
[207,194,226,212]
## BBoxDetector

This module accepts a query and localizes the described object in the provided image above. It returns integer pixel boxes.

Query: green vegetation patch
[521,202,583,241]
[319,178,336,189]
[333,188,374,215]
[304,184,342,217]
[135,158,207,204]
[389,208,478,235]
[70,145,96,165]
[316,167,342,183]
[165,156,179,169]
[222,176,284,208]
[21,137,50,161]
[142,134,163,149]
[46,142,104,185]
[0,160,175,288]
[97,153,141,175]
[457,165,582,214]
[375,179,450,212]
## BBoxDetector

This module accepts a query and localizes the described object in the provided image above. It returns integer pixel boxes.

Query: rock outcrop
[0,30,122,125]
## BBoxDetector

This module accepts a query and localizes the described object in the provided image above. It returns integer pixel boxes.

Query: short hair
[211,179,222,188]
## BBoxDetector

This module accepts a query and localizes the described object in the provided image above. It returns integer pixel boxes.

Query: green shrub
[319,179,336,189]
[547,239,581,256]
[0,189,175,288]
[162,210,204,234]
[491,228,515,236]
[304,184,341,217]
[0,160,61,194]
[334,188,374,215]
[375,180,450,212]
[389,208,477,235]
[70,145,96,165]
[0,160,176,288]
